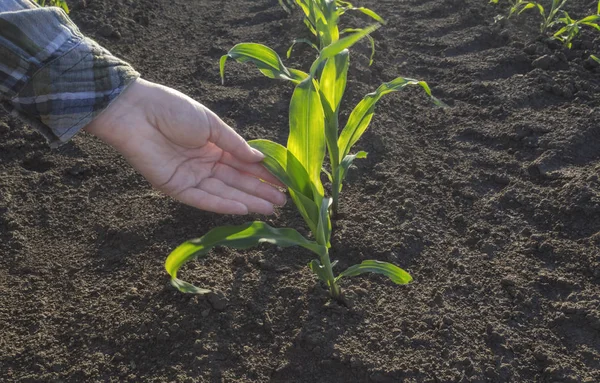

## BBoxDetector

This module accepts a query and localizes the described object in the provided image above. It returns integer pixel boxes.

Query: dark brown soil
[2,0,600,382]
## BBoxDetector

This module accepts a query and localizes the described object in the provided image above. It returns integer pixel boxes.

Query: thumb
[206,108,264,163]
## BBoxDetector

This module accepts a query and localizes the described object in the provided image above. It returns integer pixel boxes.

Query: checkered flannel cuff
[9,35,139,147]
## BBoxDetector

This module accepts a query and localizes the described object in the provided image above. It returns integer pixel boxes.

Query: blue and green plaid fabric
[0,0,139,147]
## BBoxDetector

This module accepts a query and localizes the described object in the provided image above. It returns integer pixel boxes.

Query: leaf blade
[288,78,326,199]
[335,260,413,284]
[166,222,327,293]
[338,77,444,161]
[220,43,307,84]
[248,139,320,234]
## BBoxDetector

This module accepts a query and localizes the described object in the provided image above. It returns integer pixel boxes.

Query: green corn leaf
[296,0,316,24]
[309,259,330,283]
[36,0,70,13]
[322,166,333,182]
[286,150,323,235]
[341,28,376,65]
[304,17,318,36]
[286,149,316,199]
[591,55,600,64]
[320,0,341,45]
[319,24,379,61]
[316,197,332,246]
[518,3,542,16]
[339,151,367,182]
[249,139,320,234]
[310,24,380,75]
[338,77,444,161]
[287,38,319,58]
[301,0,331,47]
[220,43,307,84]
[278,0,295,13]
[321,97,341,170]
[581,22,600,31]
[340,6,386,24]
[319,50,349,113]
[509,2,543,18]
[166,222,327,294]
[289,189,320,235]
[336,0,353,7]
[289,68,310,82]
[558,11,575,24]
[319,50,349,169]
[579,14,600,23]
[248,139,294,187]
[335,260,413,284]
[288,77,326,199]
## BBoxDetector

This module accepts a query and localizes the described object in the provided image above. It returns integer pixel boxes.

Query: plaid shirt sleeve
[0,0,139,147]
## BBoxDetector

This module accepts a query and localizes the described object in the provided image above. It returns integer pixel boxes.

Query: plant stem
[320,248,342,299]
[331,171,341,215]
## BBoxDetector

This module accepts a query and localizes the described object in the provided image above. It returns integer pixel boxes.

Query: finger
[220,151,286,188]
[213,163,287,206]
[205,109,265,163]
[176,189,249,215]
[199,178,275,215]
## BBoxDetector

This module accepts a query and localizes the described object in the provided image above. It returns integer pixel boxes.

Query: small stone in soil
[98,24,120,39]
[207,291,228,311]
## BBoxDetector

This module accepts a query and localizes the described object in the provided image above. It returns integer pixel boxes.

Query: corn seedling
[492,0,567,33]
[553,9,600,48]
[280,0,385,66]
[35,0,69,13]
[166,0,441,301]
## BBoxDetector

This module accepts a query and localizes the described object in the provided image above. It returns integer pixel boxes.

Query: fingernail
[252,148,265,159]
[278,194,287,206]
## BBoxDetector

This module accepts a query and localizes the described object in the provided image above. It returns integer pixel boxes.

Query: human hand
[84,79,286,215]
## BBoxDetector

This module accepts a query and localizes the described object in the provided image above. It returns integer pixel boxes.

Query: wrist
[83,78,150,147]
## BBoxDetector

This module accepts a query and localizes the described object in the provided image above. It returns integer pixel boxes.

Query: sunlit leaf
[338,77,444,161]
[220,43,307,84]
[166,222,327,293]
[288,78,326,198]
[336,260,413,284]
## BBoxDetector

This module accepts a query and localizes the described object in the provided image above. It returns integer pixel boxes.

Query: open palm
[85,79,286,215]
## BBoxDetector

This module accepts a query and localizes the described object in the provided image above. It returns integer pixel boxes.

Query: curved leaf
[340,6,386,25]
[335,260,413,284]
[287,38,319,58]
[248,139,293,187]
[248,139,319,234]
[278,0,295,13]
[220,43,307,84]
[341,28,376,65]
[338,77,444,161]
[339,151,367,182]
[166,222,327,294]
[310,24,380,75]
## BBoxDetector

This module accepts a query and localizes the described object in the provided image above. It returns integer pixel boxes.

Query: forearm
[0,0,139,147]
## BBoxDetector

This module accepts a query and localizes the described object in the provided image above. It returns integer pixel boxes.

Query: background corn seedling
[553,6,600,48]
[166,0,441,301]
[492,0,600,59]
[491,0,567,33]
[35,0,69,13]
